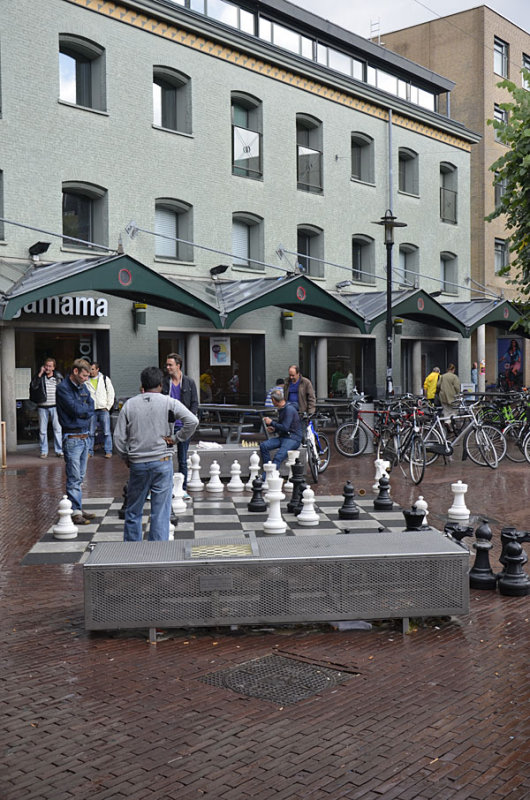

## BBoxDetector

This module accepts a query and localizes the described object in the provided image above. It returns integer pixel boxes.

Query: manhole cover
[199,654,357,705]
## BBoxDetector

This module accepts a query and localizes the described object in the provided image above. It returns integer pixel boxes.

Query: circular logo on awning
[118,268,132,286]
[296,286,306,301]
[504,307,509,319]
[417,297,424,311]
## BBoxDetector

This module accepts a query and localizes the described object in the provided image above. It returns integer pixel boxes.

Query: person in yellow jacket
[423,366,440,401]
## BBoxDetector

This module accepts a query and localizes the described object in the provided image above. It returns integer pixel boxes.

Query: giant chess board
[22,493,416,566]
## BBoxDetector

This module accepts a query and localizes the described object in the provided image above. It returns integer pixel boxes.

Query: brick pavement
[1,447,529,800]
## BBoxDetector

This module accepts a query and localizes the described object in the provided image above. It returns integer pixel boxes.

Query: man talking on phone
[113,366,198,541]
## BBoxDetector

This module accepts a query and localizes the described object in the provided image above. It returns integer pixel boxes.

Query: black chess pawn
[469,519,497,590]
[118,483,128,520]
[248,477,266,512]
[373,473,393,511]
[291,479,307,516]
[287,460,305,514]
[498,526,530,577]
[497,539,529,597]
[338,481,360,520]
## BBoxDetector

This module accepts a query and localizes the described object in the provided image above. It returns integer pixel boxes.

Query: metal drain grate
[199,654,356,705]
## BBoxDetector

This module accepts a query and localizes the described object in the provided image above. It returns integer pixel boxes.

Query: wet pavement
[1,443,529,800]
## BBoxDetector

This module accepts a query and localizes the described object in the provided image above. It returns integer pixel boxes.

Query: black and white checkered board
[22,492,410,565]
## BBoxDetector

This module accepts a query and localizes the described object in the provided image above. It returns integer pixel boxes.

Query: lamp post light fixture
[372,210,407,397]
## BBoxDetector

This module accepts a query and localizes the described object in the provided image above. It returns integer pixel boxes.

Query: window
[398,148,419,195]
[494,238,509,273]
[153,68,191,134]
[351,235,375,283]
[296,115,323,193]
[523,54,530,89]
[351,133,374,183]
[62,181,107,248]
[494,172,508,208]
[231,93,262,178]
[397,244,419,287]
[297,225,324,277]
[59,35,106,110]
[232,213,263,270]
[494,37,509,77]
[440,252,458,294]
[440,162,457,223]
[493,104,508,142]
[155,200,193,261]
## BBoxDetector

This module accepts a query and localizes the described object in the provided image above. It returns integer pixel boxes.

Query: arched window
[398,243,419,287]
[440,251,458,294]
[440,162,458,223]
[232,212,263,270]
[352,235,375,283]
[153,67,191,134]
[398,148,419,196]
[296,114,323,193]
[231,92,262,179]
[351,133,374,184]
[62,181,107,248]
[155,199,193,261]
[297,224,324,277]
[59,34,106,110]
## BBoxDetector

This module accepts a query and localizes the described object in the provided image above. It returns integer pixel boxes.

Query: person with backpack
[87,361,116,458]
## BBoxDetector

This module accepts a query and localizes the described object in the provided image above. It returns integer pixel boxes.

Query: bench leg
[148,626,158,644]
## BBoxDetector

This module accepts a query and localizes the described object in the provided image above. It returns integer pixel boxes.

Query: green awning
[441,298,524,336]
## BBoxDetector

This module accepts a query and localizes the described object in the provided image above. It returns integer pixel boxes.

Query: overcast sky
[297,1,528,40]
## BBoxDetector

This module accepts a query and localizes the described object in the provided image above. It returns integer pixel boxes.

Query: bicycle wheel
[376,429,397,466]
[334,422,368,457]
[408,435,426,484]
[306,441,319,483]
[464,426,498,468]
[422,426,445,466]
[503,421,526,463]
[523,430,530,464]
[316,432,331,473]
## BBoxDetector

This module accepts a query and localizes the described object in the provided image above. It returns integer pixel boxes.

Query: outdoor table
[198,404,271,443]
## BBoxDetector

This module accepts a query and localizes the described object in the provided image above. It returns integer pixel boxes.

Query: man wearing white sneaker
[87,361,115,458]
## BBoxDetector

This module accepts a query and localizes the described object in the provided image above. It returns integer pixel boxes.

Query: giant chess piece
[497,539,529,597]
[338,481,360,520]
[283,449,299,494]
[444,521,474,545]
[447,480,470,522]
[53,495,78,540]
[498,526,530,578]
[469,519,496,590]
[169,519,175,541]
[248,476,267,512]
[372,458,390,493]
[414,495,429,526]
[206,460,224,493]
[172,472,187,514]
[263,473,287,534]
[118,483,128,520]
[245,451,260,492]
[373,474,393,511]
[287,459,305,514]
[403,506,426,531]
[262,460,276,491]
[297,485,319,526]
[227,460,245,492]
[187,451,204,492]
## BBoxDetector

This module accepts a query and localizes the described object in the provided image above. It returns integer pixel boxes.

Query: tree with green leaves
[487,68,530,332]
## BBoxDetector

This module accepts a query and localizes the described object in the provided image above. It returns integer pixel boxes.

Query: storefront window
[199,334,251,404]
[327,338,376,398]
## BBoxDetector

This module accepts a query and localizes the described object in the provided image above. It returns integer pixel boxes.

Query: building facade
[383,4,530,390]
[0,0,479,450]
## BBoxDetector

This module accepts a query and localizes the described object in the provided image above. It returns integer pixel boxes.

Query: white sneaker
[183,492,191,501]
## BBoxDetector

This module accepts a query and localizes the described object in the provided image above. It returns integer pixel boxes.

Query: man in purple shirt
[162,353,198,498]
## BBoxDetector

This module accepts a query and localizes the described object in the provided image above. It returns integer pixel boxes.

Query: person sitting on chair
[259,389,302,478]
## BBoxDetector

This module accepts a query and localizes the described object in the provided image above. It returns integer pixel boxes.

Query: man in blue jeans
[260,389,302,477]
[56,358,95,526]
[162,353,198,500]
[113,366,198,542]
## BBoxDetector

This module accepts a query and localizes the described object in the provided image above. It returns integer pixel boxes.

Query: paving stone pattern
[1,451,528,800]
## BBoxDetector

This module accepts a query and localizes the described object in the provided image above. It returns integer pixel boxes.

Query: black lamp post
[372,210,407,397]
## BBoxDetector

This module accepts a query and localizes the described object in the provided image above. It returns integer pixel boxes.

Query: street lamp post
[373,210,407,398]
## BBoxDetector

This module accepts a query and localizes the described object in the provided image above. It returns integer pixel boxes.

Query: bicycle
[375,403,426,485]
[302,414,331,483]
[333,395,410,457]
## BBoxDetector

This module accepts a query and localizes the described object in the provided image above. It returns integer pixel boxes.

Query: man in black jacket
[29,357,64,458]
[162,353,199,498]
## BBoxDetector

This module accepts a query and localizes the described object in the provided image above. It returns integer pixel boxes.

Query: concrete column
[316,337,328,399]
[1,326,17,452]
[477,324,486,393]
[186,333,200,393]
[412,340,422,396]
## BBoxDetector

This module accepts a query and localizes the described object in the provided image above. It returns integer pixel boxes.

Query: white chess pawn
[187,450,204,491]
[245,451,261,491]
[263,474,287,534]
[297,485,320,526]
[227,460,245,492]
[172,472,187,514]
[263,460,276,491]
[53,495,78,540]
[414,495,429,525]
[206,460,224,493]
[284,449,299,493]
[169,520,175,540]
[448,480,470,521]
[373,458,391,493]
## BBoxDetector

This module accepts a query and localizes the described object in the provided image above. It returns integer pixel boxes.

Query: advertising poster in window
[497,337,524,391]
[210,336,230,366]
